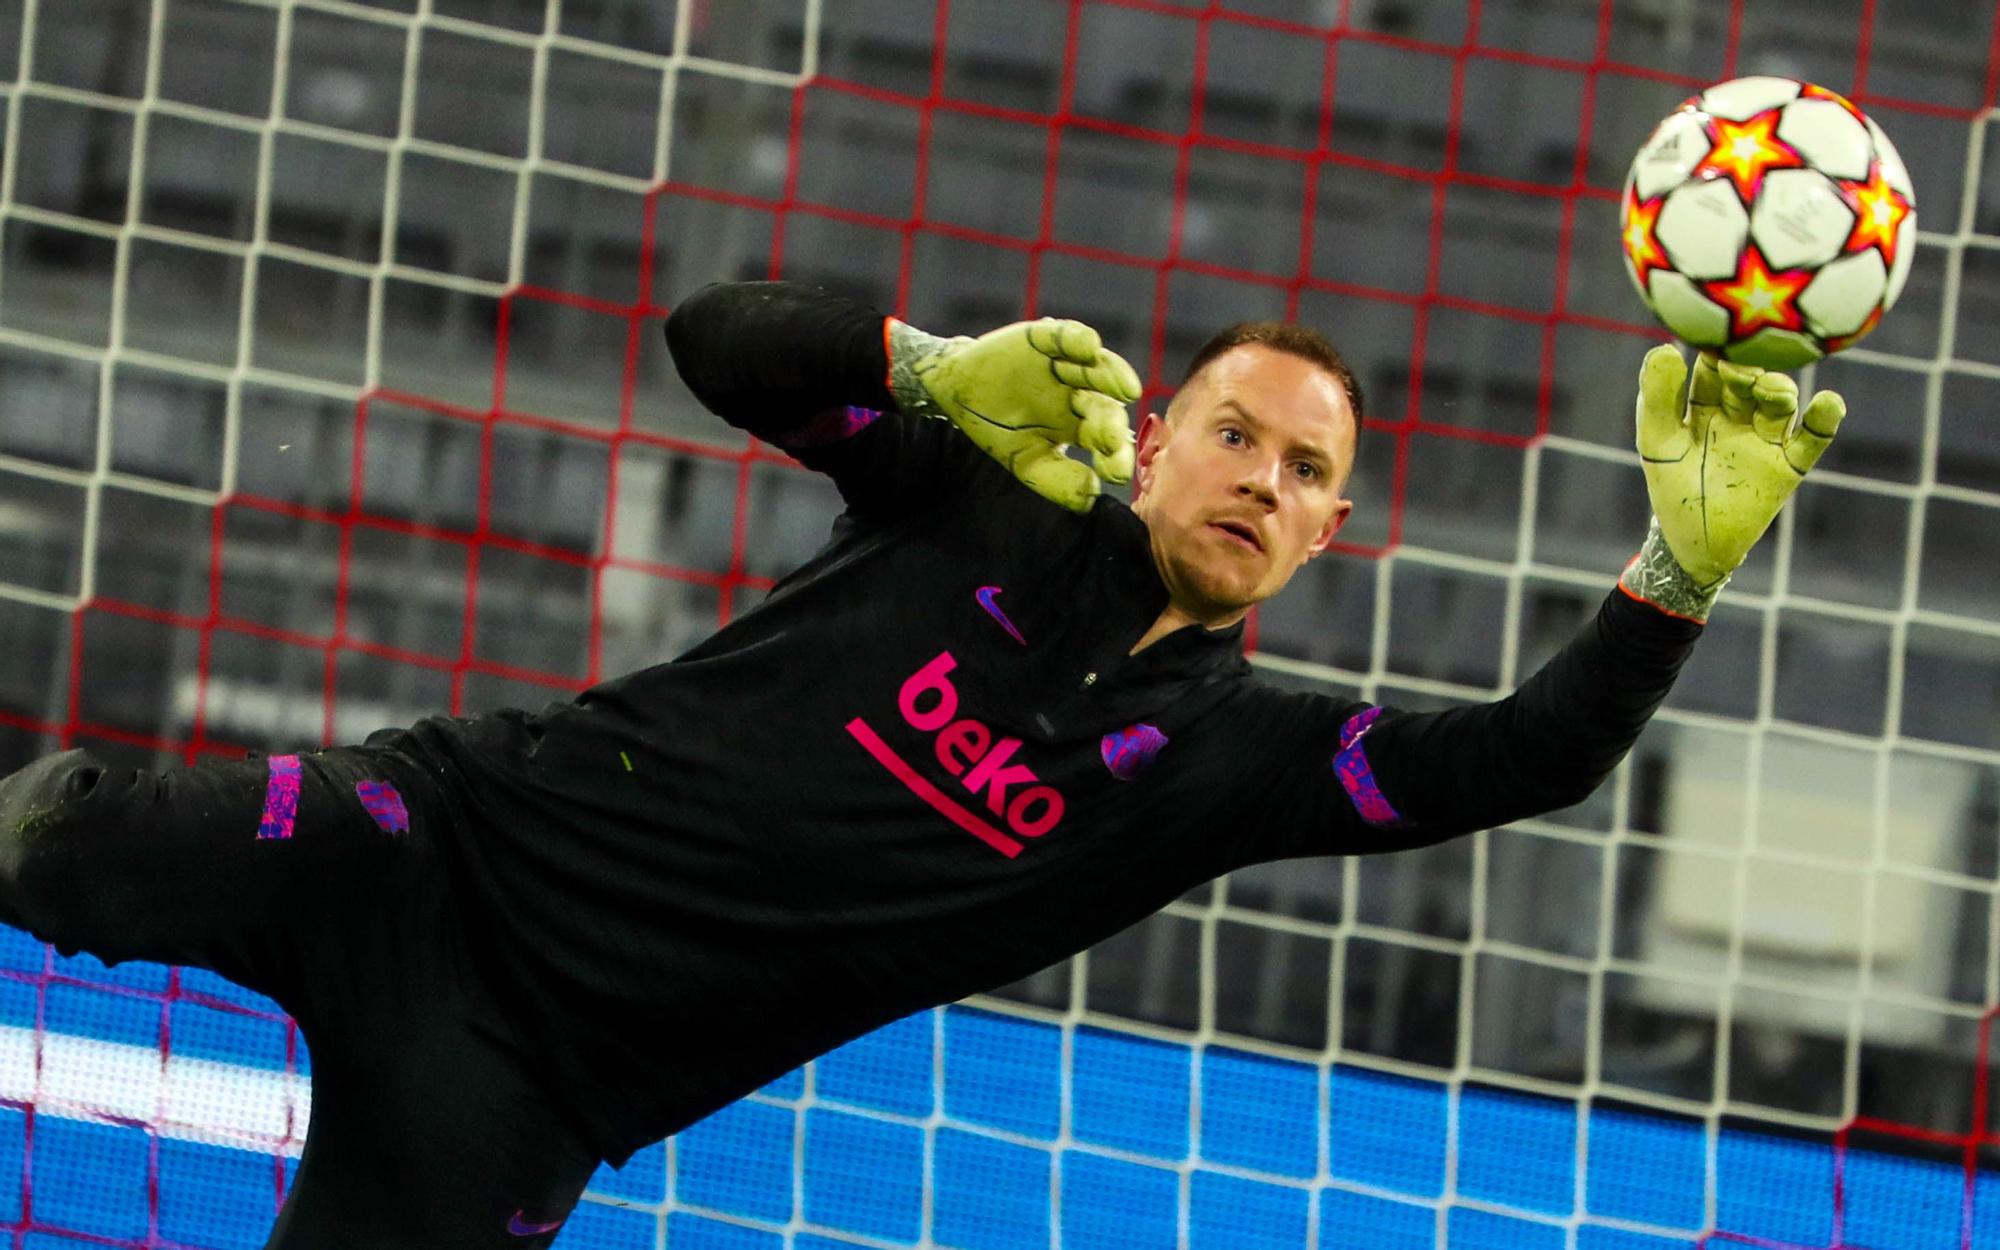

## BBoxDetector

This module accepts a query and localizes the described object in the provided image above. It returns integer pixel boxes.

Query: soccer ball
[1619,76,1917,369]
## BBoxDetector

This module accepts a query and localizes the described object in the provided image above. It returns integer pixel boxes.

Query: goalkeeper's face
[1131,345,1356,624]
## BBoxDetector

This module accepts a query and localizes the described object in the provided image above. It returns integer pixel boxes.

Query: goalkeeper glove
[1620,345,1846,622]
[886,317,1143,513]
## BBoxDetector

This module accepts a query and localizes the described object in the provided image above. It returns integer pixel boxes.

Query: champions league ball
[1619,76,1917,369]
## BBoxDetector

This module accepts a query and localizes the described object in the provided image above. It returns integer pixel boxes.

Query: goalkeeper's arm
[666,281,995,522]
[1218,346,1849,866]
[664,281,897,447]
[665,281,1142,515]
[1211,574,1708,869]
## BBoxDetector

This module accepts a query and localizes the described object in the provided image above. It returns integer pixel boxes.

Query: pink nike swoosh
[976,585,1026,645]
[508,1211,567,1237]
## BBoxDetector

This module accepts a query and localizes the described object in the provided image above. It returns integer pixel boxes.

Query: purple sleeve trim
[1332,707,1410,829]
[771,405,882,451]
[257,755,302,841]
[356,780,410,835]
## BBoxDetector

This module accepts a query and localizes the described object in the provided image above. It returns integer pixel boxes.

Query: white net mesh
[0,0,1996,1246]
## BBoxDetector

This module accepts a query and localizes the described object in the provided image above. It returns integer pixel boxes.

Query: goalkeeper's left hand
[1621,345,1846,620]
[887,318,1143,513]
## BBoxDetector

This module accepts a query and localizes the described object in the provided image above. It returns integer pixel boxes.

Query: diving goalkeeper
[0,280,1842,1248]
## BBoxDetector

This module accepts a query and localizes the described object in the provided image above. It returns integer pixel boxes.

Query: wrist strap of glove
[886,320,968,421]
[1619,516,1725,624]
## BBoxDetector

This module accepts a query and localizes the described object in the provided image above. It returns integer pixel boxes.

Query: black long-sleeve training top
[394,281,1705,1165]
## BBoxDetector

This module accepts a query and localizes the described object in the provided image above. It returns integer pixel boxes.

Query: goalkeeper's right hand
[887,318,1143,513]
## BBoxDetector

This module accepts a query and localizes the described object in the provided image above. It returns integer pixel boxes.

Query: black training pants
[0,744,601,1249]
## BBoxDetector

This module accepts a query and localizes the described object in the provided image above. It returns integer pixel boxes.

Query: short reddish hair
[1178,322,1365,468]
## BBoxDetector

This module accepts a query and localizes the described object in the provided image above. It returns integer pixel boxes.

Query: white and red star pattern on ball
[1617,75,1917,369]
[1702,246,1816,341]
[1693,107,1805,202]
[1619,187,1673,292]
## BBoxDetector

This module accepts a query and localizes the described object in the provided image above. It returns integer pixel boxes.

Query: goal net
[0,0,1995,1246]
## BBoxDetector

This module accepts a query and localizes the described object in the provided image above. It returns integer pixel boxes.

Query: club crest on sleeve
[1101,723,1168,781]
[356,780,410,835]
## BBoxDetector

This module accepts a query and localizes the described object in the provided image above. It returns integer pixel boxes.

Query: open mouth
[1211,520,1262,552]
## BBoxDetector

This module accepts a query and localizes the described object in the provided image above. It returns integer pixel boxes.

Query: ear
[1133,410,1169,498]
[1305,498,1353,560]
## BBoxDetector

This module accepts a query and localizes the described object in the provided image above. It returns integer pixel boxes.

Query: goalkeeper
[0,280,1841,1248]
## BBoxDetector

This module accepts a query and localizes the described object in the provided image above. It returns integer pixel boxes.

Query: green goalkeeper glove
[1619,345,1846,622]
[887,317,1143,513]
